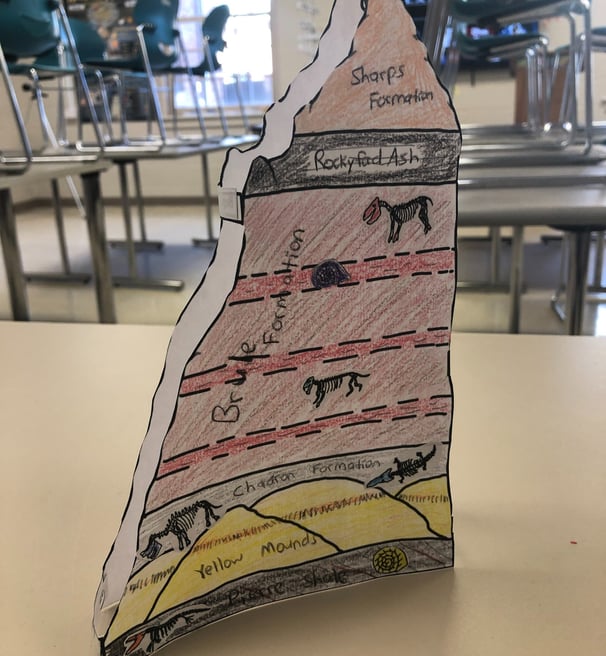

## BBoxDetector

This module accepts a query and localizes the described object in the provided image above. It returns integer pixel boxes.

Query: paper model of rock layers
[94,1,461,654]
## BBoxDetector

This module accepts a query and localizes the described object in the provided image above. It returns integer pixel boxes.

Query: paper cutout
[94,1,461,654]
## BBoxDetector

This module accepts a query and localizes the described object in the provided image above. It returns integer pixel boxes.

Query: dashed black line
[315,410,355,422]
[435,343,449,348]
[295,429,322,438]
[392,414,417,421]
[179,388,211,398]
[398,397,420,405]
[337,281,361,287]
[362,405,388,413]
[395,251,411,257]
[367,274,400,282]
[163,443,209,463]
[338,338,372,346]
[289,346,323,355]
[251,272,269,278]
[211,453,229,461]
[216,436,235,444]
[430,394,453,399]
[229,354,271,362]
[270,291,292,298]
[412,271,433,277]
[228,297,265,306]
[246,427,277,436]
[157,465,190,480]
[425,412,448,417]
[323,354,359,363]
[281,420,310,430]
[183,363,227,379]
[301,287,320,294]
[383,330,416,339]
[247,440,277,450]
[364,255,387,262]
[341,419,383,429]
[416,246,451,254]
[370,345,402,355]
[414,343,436,349]
[428,326,449,332]
[263,367,299,376]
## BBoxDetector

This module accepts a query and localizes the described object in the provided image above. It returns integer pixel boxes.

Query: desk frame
[0,163,116,323]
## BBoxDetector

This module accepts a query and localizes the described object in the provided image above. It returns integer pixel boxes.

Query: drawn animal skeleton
[124,608,208,655]
[367,444,437,487]
[303,372,369,408]
[363,195,433,242]
[140,499,221,560]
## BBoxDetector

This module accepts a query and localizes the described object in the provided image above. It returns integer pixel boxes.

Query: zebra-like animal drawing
[303,372,369,408]
[124,609,208,654]
[140,499,221,560]
[363,195,433,243]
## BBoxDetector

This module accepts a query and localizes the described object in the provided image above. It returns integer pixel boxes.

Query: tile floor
[2,201,606,335]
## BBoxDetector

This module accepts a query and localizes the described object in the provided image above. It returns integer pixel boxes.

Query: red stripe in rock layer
[228,250,454,303]
[180,329,450,396]
[157,396,452,478]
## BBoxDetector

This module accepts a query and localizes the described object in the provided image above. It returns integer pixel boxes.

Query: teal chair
[167,5,236,137]
[0,42,32,171]
[0,0,106,155]
[81,0,198,145]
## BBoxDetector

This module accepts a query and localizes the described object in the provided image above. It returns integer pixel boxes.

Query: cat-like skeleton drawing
[303,372,369,408]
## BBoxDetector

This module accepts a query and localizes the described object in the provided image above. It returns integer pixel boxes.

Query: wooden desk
[0,162,115,322]
[1,323,604,655]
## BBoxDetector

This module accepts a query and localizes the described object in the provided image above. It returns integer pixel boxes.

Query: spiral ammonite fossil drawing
[372,546,408,574]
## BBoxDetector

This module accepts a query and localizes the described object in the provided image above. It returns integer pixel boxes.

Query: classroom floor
[1,201,606,335]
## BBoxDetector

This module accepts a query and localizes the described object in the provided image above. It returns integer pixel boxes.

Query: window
[175,1,273,111]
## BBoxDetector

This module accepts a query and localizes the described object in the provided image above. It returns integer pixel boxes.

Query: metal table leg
[565,230,591,335]
[192,150,218,248]
[509,225,524,334]
[110,162,183,291]
[0,187,29,320]
[80,172,116,323]
[109,161,164,252]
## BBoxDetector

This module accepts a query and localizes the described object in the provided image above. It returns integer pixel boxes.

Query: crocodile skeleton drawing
[367,444,437,487]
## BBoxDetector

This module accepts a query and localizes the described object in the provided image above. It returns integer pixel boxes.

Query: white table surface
[1,322,605,656]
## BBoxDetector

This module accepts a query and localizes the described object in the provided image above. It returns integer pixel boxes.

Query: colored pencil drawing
[94,1,460,654]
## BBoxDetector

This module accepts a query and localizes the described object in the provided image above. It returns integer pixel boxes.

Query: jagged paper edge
[93,0,366,638]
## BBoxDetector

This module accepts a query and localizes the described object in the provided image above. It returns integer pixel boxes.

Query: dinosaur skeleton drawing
[303,372,369,408]
[363,195,433,242]
[124,608,208,655]
[367,444,437,487]
[140,499,221,560]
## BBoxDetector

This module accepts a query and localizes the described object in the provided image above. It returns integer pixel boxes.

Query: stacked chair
[166,5,251,137]
[0,0,107,159]
[423,0,605,333]
[428,0,595,158]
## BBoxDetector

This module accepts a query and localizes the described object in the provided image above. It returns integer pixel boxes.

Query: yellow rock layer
[149,506,336,618]
[107,550,183,643]
[254,478,437,550]
[398,475,452,537]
